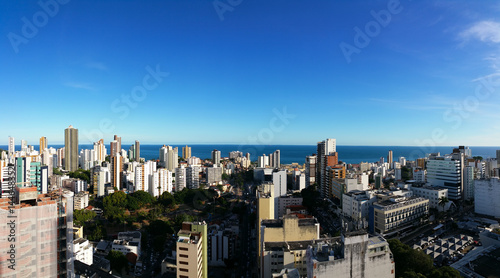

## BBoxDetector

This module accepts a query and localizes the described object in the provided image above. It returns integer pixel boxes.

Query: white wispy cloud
[64,82,95,91]
[85,62,107,71]
[460,20,500,43]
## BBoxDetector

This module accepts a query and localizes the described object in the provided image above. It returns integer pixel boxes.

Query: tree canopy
[107,250,128,274]
[388,239,460,278]
[74,209,96,227]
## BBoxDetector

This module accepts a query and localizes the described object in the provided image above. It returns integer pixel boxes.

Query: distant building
[306,232,395,278]
[65,125,79,171]
[211,149,221,166]
[427,152,464,200]
[74,191,89,210]
[305,155,316,188]
[175,165,187,191]
[182,145,191,159]
[277,195,303,219]
[206,166,222,185]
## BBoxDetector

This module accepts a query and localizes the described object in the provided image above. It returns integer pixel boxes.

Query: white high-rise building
[258,154,269,168]
[427,153,463,200]
[93,139,107,164]
[212,149,221,166]
[175,165,187,192]
[8,136,14,156]
[187,166,201,189]
[272,170,287,217]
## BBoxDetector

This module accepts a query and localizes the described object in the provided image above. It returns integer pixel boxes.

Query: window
[179,268,189,272]
[179,254,188,258]
[179,261,188,265]
[179,247,189,251]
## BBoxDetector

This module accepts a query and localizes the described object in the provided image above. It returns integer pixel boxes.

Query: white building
[206,166,222,185]
[73,238,93,266]
[426,154,463,200]
[475,177,500,218]
[74,192,89,210]
[410,186,448,210]
[187,166,201,189]
[342,190,377,228]
[112,231,142,257]
[413,168,426,183]
[258,154,270,168]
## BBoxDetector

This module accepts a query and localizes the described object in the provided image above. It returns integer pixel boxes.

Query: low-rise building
[410,185,448,210]
[74,191,89,210]
[112,231,142,257]
[369,197,429,236]
[74,238,93,266]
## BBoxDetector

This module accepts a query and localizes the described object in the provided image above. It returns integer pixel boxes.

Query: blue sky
[2,0,500,146]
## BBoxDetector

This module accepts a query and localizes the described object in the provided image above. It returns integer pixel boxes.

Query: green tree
[438,197,449,212]
[73,209,96,226]
[87,222,107,241]
[158,191,176,209]
[107,250,128,274]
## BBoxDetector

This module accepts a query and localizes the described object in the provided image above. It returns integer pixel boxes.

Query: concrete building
[316,139,336,198]
[175,165,187,192]
[0,187,75,277]
[74,191,89,210]
[410,186,448,210]
[463,166,474,200]
[262,240,311,277]
[176,221,208,278]
[64,125,79,172]
[91,166,109,197]
[260,215,320,277]
[474,177,500,218]
[74,238,93,266]
[207,166,222,185]
[110,153,122,189]
[305,155,316,188]
[369,197,429,236]
[186,166,201,189]
[306,232,395,278]
[207,224,237,266]
[112,231,142,257]
[93,139,107,164]
[342,190,377,228]
[8,136,14,156]
[277,195,303,219]
[211,149,221,166]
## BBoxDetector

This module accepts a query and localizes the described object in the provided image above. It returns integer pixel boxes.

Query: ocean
[1,144,499,165]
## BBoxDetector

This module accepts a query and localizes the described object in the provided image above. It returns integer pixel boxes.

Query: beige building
[176,221,207,278]
[260,215,320,277]
[262,240,311,277]
[369,197,429,236]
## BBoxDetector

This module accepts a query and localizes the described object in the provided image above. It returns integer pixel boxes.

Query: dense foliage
[73,209,96,226]
[388,239,461,278]
[107,250,128,274]
[68,169,91,183]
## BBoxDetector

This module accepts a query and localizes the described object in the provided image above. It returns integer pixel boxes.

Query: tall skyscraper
[113,135,122,153]
[110,139,120,157]
[211,149,221,166]
[305,155,317,187]
[182,145,191,159]
[271,150,280,168]
[388,150,393,169]
[40,136,47,153]
[134,140,140,162]
[64,125,78,171]
[93,139,106,163]
[21,139,27,153]
[8,136,14,156]
[317,139,338,198]
[111,153,122,189]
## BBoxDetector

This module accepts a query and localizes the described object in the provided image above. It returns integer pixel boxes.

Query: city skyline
[2,1,500,146]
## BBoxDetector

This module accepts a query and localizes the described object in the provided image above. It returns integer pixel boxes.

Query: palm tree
[438,197,449,212]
